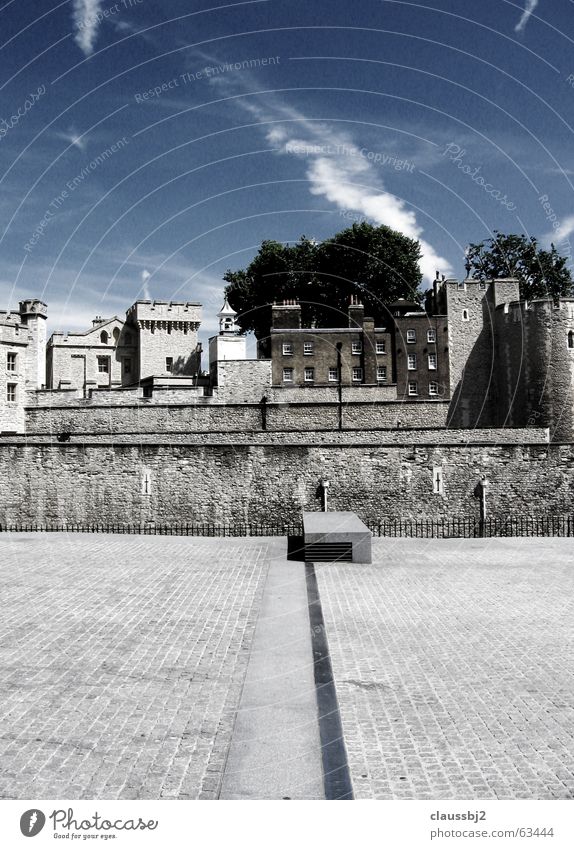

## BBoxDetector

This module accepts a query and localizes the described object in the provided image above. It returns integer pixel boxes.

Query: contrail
[515,0,539,33]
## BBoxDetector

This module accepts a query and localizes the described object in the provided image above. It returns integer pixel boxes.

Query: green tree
[223,223,423,342]
[466,232,573,301]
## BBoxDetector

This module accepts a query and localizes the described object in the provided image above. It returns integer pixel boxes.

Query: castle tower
[126,300,202,380]
[19,299,48,389]
[208,298,246,383]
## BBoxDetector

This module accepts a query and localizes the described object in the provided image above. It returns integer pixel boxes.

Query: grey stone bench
[303,511,372,563]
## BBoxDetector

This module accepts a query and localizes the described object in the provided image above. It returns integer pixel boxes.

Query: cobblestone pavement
[316,538,574,800]
[0,534,269,799]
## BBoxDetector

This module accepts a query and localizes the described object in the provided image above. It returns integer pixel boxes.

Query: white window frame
[6,352,16,372]
[6,383,16,402]
[328,367,339,382]
[407,353,417,370]
[303,342,314,356]
[377,366,387,382]
[352,366,363,382]
[304,367,314,382]
[376,340,386,354]
[351,341,362,354]
[97,356,109,374]
[282,342,294,356]
[427,329,436,343]
[429,381,439,396]
[406,329,416,343]
[282,367,294,383]
[408,381,418,396]
[428,353,437,370]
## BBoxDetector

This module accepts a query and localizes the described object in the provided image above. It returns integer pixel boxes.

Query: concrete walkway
[219,541,324,799]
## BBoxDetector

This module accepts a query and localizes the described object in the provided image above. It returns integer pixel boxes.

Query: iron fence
[0,516,573,537]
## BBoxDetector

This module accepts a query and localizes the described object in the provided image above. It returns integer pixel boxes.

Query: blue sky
[0,0,573,343]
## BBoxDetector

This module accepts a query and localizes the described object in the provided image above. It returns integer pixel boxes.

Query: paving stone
[0,533,269,799]
[315,537,574,800]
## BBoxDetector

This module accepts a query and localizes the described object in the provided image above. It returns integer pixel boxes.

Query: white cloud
[141,269,151,300]
[515,0,539,33]
[73,0,104,56]
[56,126,87,150]
[553,215,574,243]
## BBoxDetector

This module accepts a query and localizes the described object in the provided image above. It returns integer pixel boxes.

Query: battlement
[126,300,201,328]
[19,299,47,319]
[497,298,574,319]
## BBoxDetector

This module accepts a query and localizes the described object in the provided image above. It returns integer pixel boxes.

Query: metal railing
[0,516,573,537]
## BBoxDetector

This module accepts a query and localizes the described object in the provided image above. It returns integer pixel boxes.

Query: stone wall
[24,398,452,434]
[0,436,567,526]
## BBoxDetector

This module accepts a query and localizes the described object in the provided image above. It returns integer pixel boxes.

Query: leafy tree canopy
[466,231,573,301]
[223,222,423,339]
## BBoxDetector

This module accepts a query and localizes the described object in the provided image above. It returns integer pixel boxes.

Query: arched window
[568,331,574,349]
[113,327,120,343]
[100,330,108,344]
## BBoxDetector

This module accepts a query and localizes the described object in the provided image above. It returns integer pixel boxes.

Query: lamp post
[479,476,489,536]
[320,478,330,512]
[336,341,343,431]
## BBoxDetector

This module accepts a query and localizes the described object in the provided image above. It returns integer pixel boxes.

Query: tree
[223,223,423,342]
[466,232,573,301]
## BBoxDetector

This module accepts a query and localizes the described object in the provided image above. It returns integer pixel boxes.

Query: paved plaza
[0,534,573,799]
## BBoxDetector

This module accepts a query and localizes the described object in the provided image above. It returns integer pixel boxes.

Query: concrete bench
[303,511,372,564]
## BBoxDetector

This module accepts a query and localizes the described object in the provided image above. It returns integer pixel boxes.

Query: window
[376,340,386,354]
[352,367,363,382]
[165,357,173,373]
[142,385,153,398]
[113,327,120,343]
[427,329,436,343]
[283,367,293,383]
[303,342,314,355]
[97,356,109,373]
[351,341,362,354]
[408,381,418,396]
[406,329,416,343]
[142,469,152,496]
[462,309,469,321]
[458,281,466,290]
[304,367,314,382]
[377,366,387,382]
[282,343,293,356]
[100,330,108,344]
[328,367,339,382]
[479,281,486,290]
[6,383,16,402]
[407,353,417,370]
[569,331,574,349]
[429,381,439,395]
[6,352,16,372]
[428,353,437,370]
[124,357,132,374]
[433,466,444,495]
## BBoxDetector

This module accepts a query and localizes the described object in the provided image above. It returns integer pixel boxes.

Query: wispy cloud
[141,268,151,300]
[515,0,539,33]
[73,0,104,56]
[56,126,87,151]
[239,98,451,282]
[553,215,574,243]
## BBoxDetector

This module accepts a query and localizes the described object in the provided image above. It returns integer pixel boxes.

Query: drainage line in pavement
[305,563,354,800]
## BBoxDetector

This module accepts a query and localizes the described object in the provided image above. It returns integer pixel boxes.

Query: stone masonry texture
[0,437,567,526]
[316,538,574,799]
[0,534,269,799]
